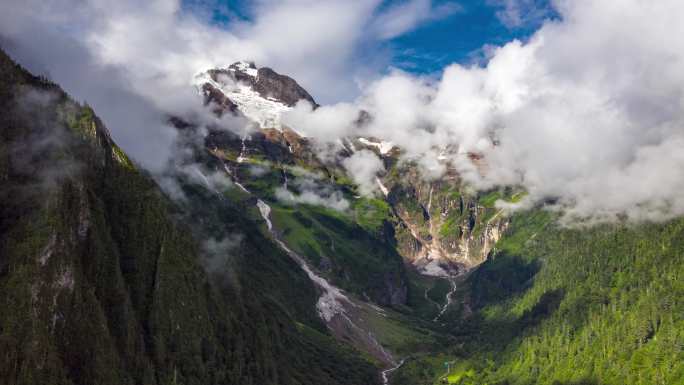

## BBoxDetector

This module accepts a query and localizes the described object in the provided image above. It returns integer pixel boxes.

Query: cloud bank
[284,0,684,223]
[3,0,684,223]
[0,0,455,172]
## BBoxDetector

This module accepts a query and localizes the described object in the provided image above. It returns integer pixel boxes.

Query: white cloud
[4,0,684,223]
[241,0,380,102]
[0,0,455,171]
[275,187,350,211]
[475,0,684,222]
[202,234,243,274]
[288,0,684,223]
[489,0,553,28]
[283,100,359,140]
[370,0,462,40]
[274,170,350,211]
[177,164,234,195]
[342,150,385,197]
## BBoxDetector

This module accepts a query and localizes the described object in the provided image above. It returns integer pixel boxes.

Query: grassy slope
[268,201,407,304]
[215,143,453,360]
[392,209,684,385]
[229,157,408,306]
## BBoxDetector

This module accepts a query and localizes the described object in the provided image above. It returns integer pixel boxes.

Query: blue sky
[388,0,554,73]
[183,0,555,75]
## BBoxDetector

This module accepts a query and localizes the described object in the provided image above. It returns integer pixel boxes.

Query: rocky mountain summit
[195,61,316,130]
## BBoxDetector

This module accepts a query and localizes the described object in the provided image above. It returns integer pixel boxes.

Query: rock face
[348,137,510,277]
[201,82,239,116]
[384,168,510,277]
[214,61,316,107]
[252,67,317,107]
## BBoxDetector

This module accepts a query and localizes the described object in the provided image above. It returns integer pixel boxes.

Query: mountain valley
[1,48,683,385]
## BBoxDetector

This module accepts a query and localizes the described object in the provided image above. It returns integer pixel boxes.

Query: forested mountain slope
[393,210,684,385]
[0,49,378,385]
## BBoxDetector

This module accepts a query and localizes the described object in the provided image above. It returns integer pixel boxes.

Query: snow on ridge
[230,61,258,77]
[229,84,291,129]
[195,71,292,130]
[358,137,394,155]
[256,199,273,231]
[375,177,389,197]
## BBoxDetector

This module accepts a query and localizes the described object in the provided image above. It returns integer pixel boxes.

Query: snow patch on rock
[230,61,258,77]
[375,177,389,197]
[359,137,394,155]
[195,72,291,130]
[256,199,273,231]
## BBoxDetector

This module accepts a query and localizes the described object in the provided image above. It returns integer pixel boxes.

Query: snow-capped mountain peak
[195,70,291,130]
[194,61,317,131]
[229,61,258,78]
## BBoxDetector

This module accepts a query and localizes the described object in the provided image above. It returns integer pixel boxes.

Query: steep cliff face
[0,50,379,385]
[382,162,510,277]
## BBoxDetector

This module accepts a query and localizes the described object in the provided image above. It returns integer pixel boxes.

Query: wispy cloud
[274,167,351,211]
[370,0,463,40]
[488,0,555,29]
